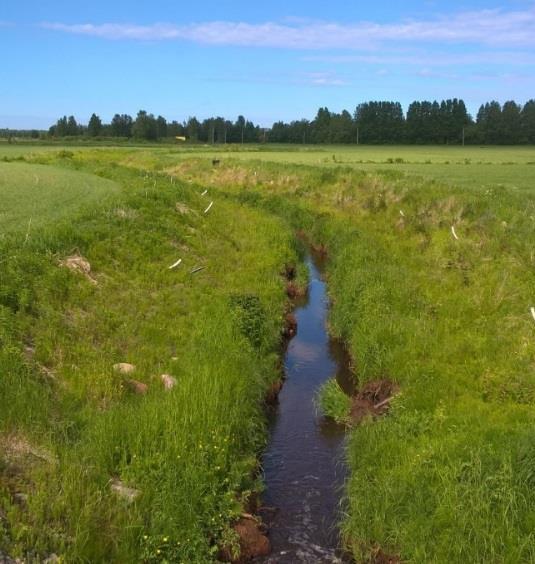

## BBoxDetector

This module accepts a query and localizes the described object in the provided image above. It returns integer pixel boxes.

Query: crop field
[1,144,535,562]
[0,162,119,234]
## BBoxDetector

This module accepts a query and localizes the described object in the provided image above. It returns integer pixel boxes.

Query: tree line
[48,111,262,143]
[271,99,535,144]
[17,99,535,145]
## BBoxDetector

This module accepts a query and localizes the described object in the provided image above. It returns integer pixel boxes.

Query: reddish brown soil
[124,379,148,395]
[220,516,271,562]
[286,281,305,299]
[282,313,297,340]
[265,379,283,405]
[370,547,401,564]
[350,379,398,424]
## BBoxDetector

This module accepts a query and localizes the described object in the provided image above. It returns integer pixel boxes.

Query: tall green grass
[175,157,535,562]
[0,155,297,561]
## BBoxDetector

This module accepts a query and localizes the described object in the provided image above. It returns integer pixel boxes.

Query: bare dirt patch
[350,379,399,424]
[220,516,271,562]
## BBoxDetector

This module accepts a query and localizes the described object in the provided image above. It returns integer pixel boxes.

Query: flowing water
[257,253,354,563]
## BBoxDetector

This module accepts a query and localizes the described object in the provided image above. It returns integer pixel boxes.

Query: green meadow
[1,144,535,562]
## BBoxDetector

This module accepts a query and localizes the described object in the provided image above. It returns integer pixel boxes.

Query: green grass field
[0,162,119,234]
[1,144,535,562]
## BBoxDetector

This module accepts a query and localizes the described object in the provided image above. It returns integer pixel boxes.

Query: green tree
[87,113,102,137]
[185,117,200,141]
[110,114,133,137]
[501,101,522,144]
[156,115,168,138]
[132,110,158,141]
[521,100,535,143]
[66,115,79,136]
[51,116,68,137]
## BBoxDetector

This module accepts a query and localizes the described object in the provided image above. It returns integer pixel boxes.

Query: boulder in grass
[160,374,177,390]
[61,254,97,285]
[113,362,136,375]
[124,379,148,395]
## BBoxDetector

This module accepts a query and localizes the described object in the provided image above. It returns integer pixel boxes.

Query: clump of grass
[317,379,351,425]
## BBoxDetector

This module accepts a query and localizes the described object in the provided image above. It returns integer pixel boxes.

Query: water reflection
[257,254,354,563]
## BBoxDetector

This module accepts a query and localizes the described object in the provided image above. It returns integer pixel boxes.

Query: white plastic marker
[204,201,213,214]
[168,258,182,270]
[451,226,459,240]
[531,307,535,322]
[201,189,208,196]
[399,210,405,217]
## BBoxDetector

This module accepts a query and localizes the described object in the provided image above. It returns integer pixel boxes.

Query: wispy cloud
[303,51,535,67]
[300,72,348,86]
[41,7,535,49]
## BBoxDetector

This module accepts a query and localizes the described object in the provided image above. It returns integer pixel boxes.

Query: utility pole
[241,125,244,145]
[462,127,465,147]
[356,127,360,145]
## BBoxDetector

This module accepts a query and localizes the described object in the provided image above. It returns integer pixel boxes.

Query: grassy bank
[3,145,535,562]
[0,152,298,561]
[170,157,535,562]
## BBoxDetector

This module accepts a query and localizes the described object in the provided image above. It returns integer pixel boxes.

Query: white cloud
[303,51,535,67]
[40,7,535,49]
[300,72,348,86]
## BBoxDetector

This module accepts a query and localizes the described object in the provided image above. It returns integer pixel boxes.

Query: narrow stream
[257,253,354,563]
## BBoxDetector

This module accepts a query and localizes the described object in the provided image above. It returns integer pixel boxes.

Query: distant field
[170,144,535,192]
[0,162,119,234]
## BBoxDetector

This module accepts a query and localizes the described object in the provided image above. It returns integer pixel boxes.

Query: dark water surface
[257,254,354,563]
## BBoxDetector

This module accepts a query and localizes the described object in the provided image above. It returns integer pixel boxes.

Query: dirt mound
[350,379,398,424]
[220,516,271,562]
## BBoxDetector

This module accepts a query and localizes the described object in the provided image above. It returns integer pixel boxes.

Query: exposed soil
[220,516,271,562]
[369,547,401,564]
[281,313,297,340]
[265,379,283,405]
[286,281,307,300]
[350,379,398,424]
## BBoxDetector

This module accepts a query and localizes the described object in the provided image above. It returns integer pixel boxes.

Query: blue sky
[1,1,535,128]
